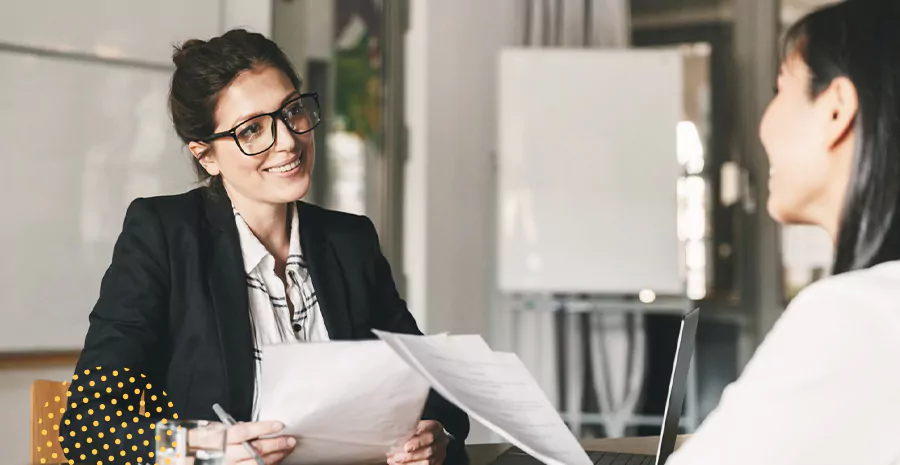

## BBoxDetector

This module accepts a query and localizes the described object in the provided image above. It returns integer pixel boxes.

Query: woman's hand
[386,420,450,465]
[225,421,297,465]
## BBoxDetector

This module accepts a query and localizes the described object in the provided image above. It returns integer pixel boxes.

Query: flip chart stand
[507,293,699,438]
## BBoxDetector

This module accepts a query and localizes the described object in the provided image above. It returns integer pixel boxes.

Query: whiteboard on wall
[0,52,195,352]
[497,49,684,295]
[0,0,277,353]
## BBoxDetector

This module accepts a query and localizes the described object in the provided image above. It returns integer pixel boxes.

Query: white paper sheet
[373,331,592,465]
[257,340,431,465]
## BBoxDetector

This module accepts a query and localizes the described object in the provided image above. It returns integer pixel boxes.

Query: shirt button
[293,324,302,332]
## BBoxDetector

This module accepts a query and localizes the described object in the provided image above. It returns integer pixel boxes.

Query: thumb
[417,420,440,434]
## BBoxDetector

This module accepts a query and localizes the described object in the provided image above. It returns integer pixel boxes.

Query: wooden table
[461,436,688,465]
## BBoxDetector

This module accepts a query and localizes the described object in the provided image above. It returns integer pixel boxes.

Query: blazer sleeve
[60,198,173,463]
[361,217,471,443]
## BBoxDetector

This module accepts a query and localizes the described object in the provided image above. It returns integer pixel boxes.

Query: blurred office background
[0,0,839,462]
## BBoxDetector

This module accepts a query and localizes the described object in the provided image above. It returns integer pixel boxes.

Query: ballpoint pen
[212,403,266,465]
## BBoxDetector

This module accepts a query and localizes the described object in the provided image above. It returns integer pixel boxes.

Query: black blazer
[60,186,468,461]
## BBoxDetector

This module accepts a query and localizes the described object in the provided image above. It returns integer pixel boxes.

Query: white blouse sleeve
[666,277,900,465]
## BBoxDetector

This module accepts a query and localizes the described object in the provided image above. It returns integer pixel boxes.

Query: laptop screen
[655,307,700,465]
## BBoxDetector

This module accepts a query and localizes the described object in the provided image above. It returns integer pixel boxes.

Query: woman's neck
[227,186,290,260]
[822,141,856,245]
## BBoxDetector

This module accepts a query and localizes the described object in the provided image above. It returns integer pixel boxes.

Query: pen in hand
[212,403,267,465]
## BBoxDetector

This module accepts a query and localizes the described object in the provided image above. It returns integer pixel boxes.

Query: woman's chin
[287,182,312,203]
[271,174,311,203]
[767,197,811,226]
[767,198,791,225]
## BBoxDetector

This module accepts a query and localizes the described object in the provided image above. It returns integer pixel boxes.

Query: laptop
[489,307,699,465]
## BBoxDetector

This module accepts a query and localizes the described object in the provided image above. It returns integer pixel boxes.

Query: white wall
[404,0,523,444]
[303,0,335,61]
[223,0,275,35]
[0,1,272,461]
[404,0,519,342]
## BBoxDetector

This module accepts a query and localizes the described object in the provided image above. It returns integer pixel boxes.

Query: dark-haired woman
[668,2,900,464]
[60,29,468,465]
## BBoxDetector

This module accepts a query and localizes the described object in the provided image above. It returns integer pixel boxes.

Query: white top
[233,203,330,419]
[668,261,900,465]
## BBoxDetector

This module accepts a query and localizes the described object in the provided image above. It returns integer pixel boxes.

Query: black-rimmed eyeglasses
[198,93,321,156]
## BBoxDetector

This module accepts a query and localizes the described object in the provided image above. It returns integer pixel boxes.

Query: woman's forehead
[216,66,295,126]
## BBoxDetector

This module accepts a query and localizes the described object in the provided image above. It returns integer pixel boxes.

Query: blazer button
[293,324,302,332]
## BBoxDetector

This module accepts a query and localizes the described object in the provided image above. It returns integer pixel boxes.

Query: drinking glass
[154,419,227,465]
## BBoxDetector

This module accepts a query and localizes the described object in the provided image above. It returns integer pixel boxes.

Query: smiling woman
[59,29,468,465]
[666,1,900,464]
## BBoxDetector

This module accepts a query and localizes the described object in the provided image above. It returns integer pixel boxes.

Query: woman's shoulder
[123,187,209,228]
[787,260,900,327]
[297,201,378,238]
[797,261,900,301]
[733,261,900,393]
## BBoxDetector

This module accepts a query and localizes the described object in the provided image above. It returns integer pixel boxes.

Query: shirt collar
[233,203,302,274]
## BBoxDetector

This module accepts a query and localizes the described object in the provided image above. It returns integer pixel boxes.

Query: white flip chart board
[497,49,685,295]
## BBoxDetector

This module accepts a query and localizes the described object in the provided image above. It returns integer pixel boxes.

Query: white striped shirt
[233,203,330,420]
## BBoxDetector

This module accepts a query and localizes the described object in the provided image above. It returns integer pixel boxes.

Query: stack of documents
[374,331,592,465]
[258,340,431,464]
[257,333,591,465]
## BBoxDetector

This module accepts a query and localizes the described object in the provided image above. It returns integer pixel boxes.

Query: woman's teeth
[266,158,300,173]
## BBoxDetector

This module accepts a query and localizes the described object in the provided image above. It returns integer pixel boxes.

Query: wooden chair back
[31,377,150,464]
[30,379,69,464]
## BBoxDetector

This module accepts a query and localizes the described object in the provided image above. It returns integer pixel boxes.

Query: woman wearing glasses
[60,29,467,465]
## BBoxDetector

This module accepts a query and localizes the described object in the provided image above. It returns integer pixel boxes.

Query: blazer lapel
[203,187,255,421]
[297,202,353,339]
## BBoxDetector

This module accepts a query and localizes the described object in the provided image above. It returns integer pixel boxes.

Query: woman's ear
[822,76,859,149]
[188,141,220,176]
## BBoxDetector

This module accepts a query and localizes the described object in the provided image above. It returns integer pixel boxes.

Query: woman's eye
[286,103,302,117]
[239,123,261,139]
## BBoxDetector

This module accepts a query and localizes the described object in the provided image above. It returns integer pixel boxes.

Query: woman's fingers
[224,421,292,465]
[390,437,448,463]
[227,421,285,443]
[237,449,291,465]
[390,446,435,463]
[389,420,450,464]
[250,436,297,455]
[402,430,435,453]
[261,450,291,465]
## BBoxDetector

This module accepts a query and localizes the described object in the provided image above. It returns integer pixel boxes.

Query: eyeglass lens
[234,96,320,155]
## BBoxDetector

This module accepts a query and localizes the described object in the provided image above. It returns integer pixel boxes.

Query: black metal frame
[198,92,321,156]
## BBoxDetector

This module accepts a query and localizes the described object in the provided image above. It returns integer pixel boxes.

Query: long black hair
[784,0,900,274]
